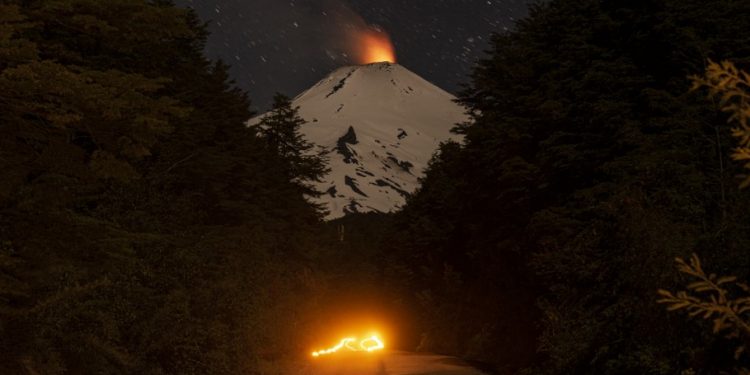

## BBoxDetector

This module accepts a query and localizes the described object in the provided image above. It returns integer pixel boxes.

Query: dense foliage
[657,61,750,375]
[382,0,750,374]
[692,60,750,189]
[0,1,328,374]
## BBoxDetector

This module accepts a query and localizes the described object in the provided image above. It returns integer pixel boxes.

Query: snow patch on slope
[252,62,467,220]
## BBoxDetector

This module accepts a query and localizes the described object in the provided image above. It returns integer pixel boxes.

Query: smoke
[234,0,390,65]
[316,0,396,64]
[175,0,398,108]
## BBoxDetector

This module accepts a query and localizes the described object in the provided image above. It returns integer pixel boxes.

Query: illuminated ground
[307,350,488,375]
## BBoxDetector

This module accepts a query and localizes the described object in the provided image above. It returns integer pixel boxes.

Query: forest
[2,0,750,374]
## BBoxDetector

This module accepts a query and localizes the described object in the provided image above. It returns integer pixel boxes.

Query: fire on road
[311,335,385,357]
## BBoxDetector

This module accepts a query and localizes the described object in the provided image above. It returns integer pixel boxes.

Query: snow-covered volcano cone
[252,62,467,220]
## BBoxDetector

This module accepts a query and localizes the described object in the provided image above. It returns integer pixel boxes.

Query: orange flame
[356,29,396,64]
[311,335,385,357]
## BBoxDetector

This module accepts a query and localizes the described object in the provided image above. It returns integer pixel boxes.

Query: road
[306,350,489,375]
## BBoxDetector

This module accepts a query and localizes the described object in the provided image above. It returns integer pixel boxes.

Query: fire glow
[311,335,385,357]
[355,28,396,64]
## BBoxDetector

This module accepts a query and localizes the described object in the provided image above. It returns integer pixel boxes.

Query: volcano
[254,62,467,220]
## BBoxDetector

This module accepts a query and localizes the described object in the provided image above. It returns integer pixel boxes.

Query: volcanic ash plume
[330,2,396,65]
[351,26,396,64]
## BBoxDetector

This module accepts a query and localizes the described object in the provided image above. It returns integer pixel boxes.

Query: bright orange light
[311,335,385,357]
[359,335,385,352]
[357,30,396,64]
[311,337,356,357]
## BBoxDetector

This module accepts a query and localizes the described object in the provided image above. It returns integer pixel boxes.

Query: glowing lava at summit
[355,28,396,64]
[311,335,385,357]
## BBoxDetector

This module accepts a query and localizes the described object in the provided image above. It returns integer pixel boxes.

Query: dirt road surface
[306,350,488,375]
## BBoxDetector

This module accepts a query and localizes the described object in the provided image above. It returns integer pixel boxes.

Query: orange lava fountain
[355,28,396,64]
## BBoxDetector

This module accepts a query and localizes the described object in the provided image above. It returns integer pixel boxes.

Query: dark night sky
[174,0,533,111]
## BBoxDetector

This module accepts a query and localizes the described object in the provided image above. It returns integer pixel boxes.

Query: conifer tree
[256,93,329,197]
